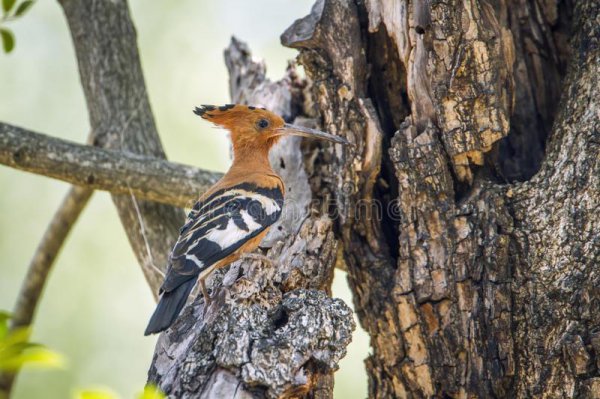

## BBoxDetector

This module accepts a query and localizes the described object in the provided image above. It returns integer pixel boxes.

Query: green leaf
[0,326,31,352]
[0,311,11,323]
[0,324,64,371]
[14,0,32,16]
[2,0,16,13]
[0,341,41,358]
[0,311,11,339]
[0,346,65,371]
[74,388,120,399]
[0,28,15,53]
[137,385,165,399]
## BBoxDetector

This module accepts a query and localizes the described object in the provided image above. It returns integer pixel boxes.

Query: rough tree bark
[60,0,184,292]
[280,0,598,398]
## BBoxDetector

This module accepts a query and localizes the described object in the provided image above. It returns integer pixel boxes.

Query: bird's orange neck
[230,148,272,174]
[228,134,279,175]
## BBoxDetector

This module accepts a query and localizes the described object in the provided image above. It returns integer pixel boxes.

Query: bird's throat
[230,145,275,175]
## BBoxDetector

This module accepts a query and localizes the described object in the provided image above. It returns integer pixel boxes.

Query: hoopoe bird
[144,104,349,335]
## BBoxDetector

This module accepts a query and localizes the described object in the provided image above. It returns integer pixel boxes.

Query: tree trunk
[280,0,598,398]
[60,0,184,293]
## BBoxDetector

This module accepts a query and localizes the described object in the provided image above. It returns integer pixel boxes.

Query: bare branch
[60,0,185,292]
[0,122,222,209]
[12,186,92,327]
[0,186,92,395]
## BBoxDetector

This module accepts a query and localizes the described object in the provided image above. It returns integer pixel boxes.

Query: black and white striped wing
[160,183,283,293]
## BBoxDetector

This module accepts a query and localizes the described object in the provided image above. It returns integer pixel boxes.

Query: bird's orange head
[194,104,349,158]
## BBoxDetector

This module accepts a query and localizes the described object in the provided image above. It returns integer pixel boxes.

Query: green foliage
[0,311,10,338]
[0,28,13,53]
[2,0,17,14]
[137,385,165,399]
[0,310,164,398]
[74,385,165,399]
[0,311,65,372]
[14,0,32,16]
[74,388,119,399]
[0,0,34,53]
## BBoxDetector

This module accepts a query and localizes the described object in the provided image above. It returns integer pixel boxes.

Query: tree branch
[0,122,221,209]
[0,186,92,396]
[12,186,92,328]
[60,0,185,292]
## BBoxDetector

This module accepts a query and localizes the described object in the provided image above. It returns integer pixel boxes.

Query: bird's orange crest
[193,104,286,135]
[193,103,350,154]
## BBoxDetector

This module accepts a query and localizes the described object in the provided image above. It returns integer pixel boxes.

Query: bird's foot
[199,278,212,313]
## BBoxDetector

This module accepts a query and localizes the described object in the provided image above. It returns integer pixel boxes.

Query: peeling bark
[282,0,598,397]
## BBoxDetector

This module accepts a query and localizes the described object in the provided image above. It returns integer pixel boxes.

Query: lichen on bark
[150,289,353,399]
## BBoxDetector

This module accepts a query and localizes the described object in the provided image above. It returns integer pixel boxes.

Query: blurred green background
[0,1,369,398]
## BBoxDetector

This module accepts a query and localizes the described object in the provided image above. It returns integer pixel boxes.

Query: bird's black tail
[144,278,196,336]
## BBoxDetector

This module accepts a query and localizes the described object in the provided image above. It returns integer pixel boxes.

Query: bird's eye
[256,118,270,130]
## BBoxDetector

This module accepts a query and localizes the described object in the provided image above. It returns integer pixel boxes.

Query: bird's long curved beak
[277,123,350,145]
